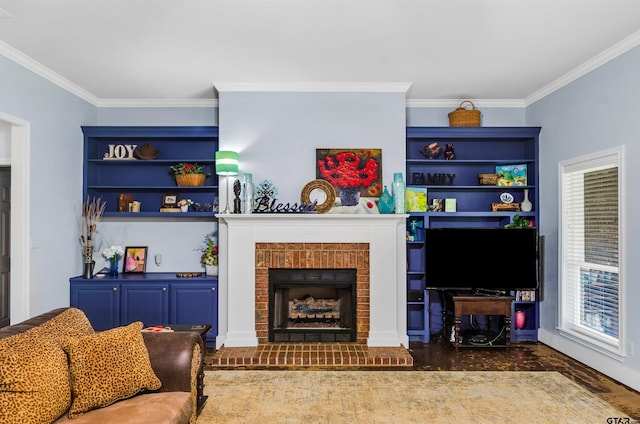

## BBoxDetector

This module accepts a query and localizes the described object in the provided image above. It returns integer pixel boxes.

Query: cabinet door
[170,281,218,346]
[120,283,169,327]
[70,282,120,331]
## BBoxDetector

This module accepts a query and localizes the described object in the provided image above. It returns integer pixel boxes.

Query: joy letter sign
[103,144,137,160]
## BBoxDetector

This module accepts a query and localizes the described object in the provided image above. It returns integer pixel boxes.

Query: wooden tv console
[450,296,514,349]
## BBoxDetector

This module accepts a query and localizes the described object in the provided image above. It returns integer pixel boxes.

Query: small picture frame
[123,246,148,273]
[162,193,178,208]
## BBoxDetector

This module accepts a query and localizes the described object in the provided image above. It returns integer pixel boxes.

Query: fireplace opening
[269,268,357,343]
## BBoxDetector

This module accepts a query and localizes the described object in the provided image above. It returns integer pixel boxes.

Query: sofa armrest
[142,331,203,393]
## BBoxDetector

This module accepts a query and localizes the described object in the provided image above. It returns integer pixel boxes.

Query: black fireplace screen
[268,268,357,343]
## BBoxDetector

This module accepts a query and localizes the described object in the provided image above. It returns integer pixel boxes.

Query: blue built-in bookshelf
[405,127,541,343]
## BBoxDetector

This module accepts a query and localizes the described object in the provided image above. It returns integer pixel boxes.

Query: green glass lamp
[215,151,239,214]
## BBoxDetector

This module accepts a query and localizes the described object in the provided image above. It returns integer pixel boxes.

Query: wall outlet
[154,254,162,266]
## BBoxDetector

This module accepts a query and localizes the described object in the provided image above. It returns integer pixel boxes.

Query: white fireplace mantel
[216,213,409,348]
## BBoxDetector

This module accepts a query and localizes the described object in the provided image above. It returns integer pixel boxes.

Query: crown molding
[214,82,412,94]
[525,29,640,106]
[95,98,218,108]
[0,41,100,106]
[406,99,526,108]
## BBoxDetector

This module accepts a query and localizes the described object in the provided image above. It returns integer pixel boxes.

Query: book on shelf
[160,207,181,213]
[405,187,428,212]
[516,290,536,301]
[496,164,527,186]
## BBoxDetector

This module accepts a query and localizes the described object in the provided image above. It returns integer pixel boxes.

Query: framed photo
[123,246,148,273]
[162,193,178,208]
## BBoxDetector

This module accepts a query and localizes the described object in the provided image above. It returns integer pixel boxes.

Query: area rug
[197,371,628,423]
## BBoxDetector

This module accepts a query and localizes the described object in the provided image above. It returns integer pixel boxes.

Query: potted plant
[177,198,193,212]
[168,163,210,186]
[101,245,124,277]
[200,234,218,276]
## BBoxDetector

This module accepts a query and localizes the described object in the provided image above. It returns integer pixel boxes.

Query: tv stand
[447,295,514,349]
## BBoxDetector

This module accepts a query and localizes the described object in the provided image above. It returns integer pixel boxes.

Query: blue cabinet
[70,273,218,347]
[121,283,169,327]
[69,282,120,331]
[82,126,219,218]
[405,127,541,343]
[170,282,218,342]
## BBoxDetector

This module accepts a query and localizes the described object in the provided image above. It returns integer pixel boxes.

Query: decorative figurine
[233,179,242,213]
[444,143,456,160]
[420,142,443,159]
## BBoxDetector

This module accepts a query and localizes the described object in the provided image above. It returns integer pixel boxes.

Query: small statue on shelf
[233,179,242,213]
[444,143,456,160]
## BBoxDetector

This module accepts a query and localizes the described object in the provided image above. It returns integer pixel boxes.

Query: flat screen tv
[424,227,539,292]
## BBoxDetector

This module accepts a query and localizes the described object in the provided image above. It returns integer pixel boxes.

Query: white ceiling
[1,0,640,106]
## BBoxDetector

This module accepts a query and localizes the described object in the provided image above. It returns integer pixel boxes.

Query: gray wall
[0,55,95,317]
[217,89,408,202]
[527,44,640,390]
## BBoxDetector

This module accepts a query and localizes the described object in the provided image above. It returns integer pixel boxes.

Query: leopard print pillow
[29,307,95,339]
[0,332,71,424]
[61,321,162,418]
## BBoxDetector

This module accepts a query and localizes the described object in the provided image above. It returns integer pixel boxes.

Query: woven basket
[478,173,498,185]
[448,100,481,127]
[175,173,206,186]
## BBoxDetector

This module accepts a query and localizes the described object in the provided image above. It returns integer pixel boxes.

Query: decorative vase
[338,186,360,206]
[521,189,532,212]
[82,261,95,279]
[392,172,406,214]
[205,264,218,276]
[378,186,394,214]
[514,309,526,330]
[242,173,254,214]
[109,256,119,277]
[180,205,189,212]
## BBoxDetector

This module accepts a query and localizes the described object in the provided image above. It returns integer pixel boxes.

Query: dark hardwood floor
[409,337,640,420]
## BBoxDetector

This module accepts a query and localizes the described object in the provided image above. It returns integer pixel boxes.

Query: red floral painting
[316,148,382,197]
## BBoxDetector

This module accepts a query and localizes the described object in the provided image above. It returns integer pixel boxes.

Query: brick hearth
[209,343,413,368]
[255,242,370,345]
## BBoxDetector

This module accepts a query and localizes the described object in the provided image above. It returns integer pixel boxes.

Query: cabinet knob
[112,287,117,292]
[162,287,167,292]
[211,287,216,292]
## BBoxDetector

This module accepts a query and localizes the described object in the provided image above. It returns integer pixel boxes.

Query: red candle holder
[514,309,526,330]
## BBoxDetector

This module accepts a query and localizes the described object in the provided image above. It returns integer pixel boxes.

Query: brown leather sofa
[0,307,204,424]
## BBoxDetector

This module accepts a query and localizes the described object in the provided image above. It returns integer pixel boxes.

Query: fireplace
[217,214,408,348]
[269,268,357,342]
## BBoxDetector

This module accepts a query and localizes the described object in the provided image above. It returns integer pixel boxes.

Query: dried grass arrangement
[80,197,106,272]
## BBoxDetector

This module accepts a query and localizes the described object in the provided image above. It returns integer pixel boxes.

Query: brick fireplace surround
[255,242,370,344]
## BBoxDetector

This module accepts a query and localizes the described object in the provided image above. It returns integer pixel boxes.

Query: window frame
[558,146,625,358]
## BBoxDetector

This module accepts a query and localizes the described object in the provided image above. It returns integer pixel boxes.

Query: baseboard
[539,328,640,392]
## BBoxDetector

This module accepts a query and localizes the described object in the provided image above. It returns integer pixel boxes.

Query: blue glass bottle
[392,172,405,214]
[378,186,394,214]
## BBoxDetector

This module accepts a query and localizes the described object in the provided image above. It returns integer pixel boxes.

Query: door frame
[0,111,31,323]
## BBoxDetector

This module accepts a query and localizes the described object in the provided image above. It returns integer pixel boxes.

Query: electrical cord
[467,325,506,346]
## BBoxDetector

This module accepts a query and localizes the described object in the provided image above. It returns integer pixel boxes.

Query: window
[559,147,624,356]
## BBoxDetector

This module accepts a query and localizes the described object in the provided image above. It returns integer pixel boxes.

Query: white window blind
[560,148,622,354]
